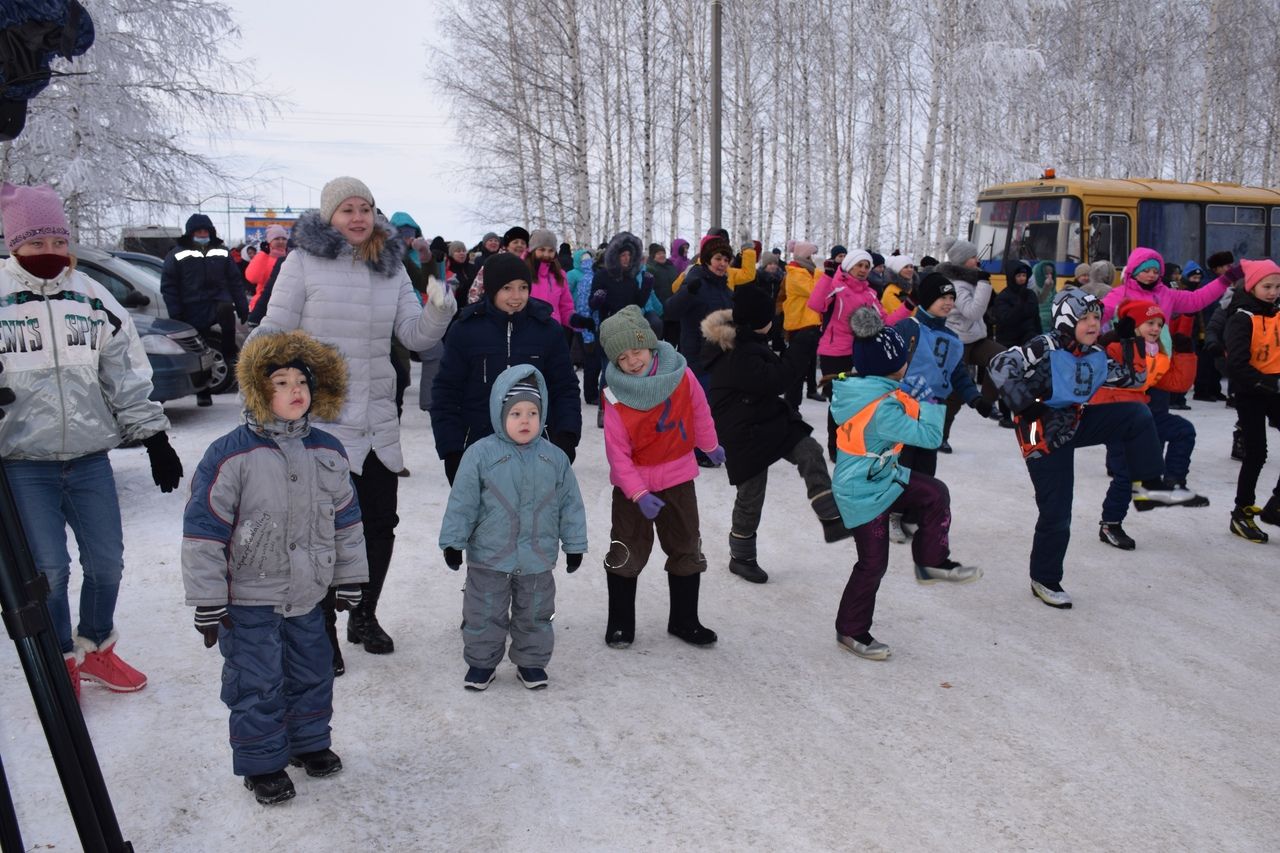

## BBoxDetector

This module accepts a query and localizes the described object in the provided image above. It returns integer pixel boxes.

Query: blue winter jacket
[830,375,945,528]
[439,365,588,573]
[430,293,582,458]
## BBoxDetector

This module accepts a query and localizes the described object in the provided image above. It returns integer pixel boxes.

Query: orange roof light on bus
[1042,168,1056,180]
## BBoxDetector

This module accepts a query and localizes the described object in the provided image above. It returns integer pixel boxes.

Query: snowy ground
[2,361,1278,852]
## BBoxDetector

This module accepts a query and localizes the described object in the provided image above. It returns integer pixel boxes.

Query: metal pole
[710,0,722,231]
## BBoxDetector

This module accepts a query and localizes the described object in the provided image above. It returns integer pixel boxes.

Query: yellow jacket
[881,281,908,315]
[672,247,757,293]
[783,262,822,331]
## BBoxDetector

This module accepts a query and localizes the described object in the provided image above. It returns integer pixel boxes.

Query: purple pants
[836,472,951,637]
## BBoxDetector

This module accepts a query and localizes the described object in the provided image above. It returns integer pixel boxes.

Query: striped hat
[501,376,542,423]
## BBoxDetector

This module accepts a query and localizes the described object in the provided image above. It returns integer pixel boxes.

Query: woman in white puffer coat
[251,176,455,667]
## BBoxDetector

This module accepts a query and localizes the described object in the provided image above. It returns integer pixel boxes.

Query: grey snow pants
[462,566,556,668]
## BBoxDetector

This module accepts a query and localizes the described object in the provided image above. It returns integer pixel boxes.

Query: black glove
[589,289,608,310]
[970,397,995,419]
[1256,376,1280,395]
[1224,261,1245,285]
[551,431,578,464]
[1019,402,1049,421]
[194,605,232,649]
[443,547,463,570]
[0,362,15,418]
[565,552,582,573]
[1114,315,1136,340]
[568,313,595,332]
[823,258,839,277]
[1171,333,1195,353]
[143,432,183,493]
[900,292,917,311]
[333,584,362,611]
[443,451,463,484]
[236,308,248,324]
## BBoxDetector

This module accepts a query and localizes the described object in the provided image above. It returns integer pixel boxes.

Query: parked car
[0,246,216,402]
[108,247,242,393]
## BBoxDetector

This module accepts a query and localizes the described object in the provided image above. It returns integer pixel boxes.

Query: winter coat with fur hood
[181,330,368,613]
[701,310,817,484]
[0,258,170,461]
[160,213,249,330]
[593,232,655,322]
[939,262,994,344]
[249,210,455,475]
[438,365,588,574]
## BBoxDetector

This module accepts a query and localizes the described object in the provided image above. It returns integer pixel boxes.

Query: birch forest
[436,0,1280,254]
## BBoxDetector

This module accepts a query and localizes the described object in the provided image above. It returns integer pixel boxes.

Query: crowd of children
[6,179,1275,806]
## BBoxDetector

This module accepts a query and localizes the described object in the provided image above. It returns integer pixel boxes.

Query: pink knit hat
[1241,258,1280,292]
[1,183,71,251]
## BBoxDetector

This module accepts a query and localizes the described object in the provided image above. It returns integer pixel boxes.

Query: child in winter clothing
[526,228,579,327]
[439,365,588,689]
[598,306,724,647]
[991,262,1041,348]
[431,252,582,483]
[937,238,1000,447]
[1032,261,1059,350]
[830,308,980,661]
[1101,247,1239,326]
[1091,300,1205,550]
[182,330,367,805]
[1224,260,1280,542]
[567,249,602,404]
[989,291,1206,609]
[702,285,853,585]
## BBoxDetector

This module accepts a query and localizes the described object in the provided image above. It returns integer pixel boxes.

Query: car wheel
[205,347,236,394]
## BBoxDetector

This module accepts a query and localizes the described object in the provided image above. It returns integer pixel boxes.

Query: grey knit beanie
[599,305,658,363]
[945,237,978,265]
[528,229,557,252]
[319,176,375,223]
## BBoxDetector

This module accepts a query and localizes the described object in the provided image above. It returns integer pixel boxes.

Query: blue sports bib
[903,321,962,400]
[1044,348,1107,407]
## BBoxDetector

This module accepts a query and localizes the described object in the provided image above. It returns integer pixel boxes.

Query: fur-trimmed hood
[289,210,405,277]
[937,261,989,286]
[603,231,644,279]
[700,308,737,350]
[237,330,348,424]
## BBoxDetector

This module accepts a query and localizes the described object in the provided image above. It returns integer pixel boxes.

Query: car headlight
[141,334,186,355]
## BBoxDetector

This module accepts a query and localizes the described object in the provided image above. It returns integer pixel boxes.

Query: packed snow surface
[3,364,1277,851]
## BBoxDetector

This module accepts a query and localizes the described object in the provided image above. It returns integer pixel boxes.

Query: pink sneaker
[64,652,81,701]
[75,631,147,693]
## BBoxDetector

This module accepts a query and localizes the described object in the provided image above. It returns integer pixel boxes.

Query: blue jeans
[3,452,124,654]
[219,604,333,776]
[1025,403,1163,586]
[1101,404,1196,523]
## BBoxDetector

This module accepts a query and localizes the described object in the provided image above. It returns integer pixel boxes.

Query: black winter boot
[289,748,343,778]
[667,573,717,646]
[347,537,395,654]
[1259,496,1280,527]
[728,532,767,583]
[243,769,295,805]
[812,490,854,543]
[605,572,637,648]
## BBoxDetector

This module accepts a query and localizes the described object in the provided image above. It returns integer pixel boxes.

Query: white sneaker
[1030,581,1072,609]
[914,560,982,585]
[888,513,908,544]
[837,634,891,660]
[1132,479,1198,511]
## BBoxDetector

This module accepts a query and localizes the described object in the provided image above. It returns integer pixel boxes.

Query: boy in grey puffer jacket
[182,330,368,806]
[439,364,588,691]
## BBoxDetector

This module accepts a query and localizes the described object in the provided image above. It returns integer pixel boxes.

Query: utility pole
[710,0,722,231]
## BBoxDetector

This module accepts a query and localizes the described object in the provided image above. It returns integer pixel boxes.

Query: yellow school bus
[970,173,1280,289]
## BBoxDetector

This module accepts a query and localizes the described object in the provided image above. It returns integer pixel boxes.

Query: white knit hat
[885,254,915,276]
[840,249,873,272]
[319,176,374,222]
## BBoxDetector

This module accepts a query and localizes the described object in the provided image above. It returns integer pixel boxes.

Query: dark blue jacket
[430,296,581,458]
[664,264,732,374]
[160,214,248,330]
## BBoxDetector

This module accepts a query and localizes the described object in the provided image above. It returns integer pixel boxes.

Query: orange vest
[1249,313,1280,374]
[604,376,697,466]
[836,390,921,457]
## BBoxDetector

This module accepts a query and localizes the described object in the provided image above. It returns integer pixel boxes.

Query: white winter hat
[319,176,375,223]
[885,254,915,276]
[840,249,873,272]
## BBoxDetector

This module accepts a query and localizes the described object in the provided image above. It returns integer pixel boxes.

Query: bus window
[972,200,1013,273]
[1010,197,1082,265]
[1206,204,1265,260]
[1137,200,1201,266]
[1271,208,1280,261]
[1087,212,1130,266]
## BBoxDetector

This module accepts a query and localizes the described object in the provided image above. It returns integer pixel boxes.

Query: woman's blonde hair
[355,228,386,265]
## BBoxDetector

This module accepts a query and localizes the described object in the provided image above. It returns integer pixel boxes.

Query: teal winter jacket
[829,374,945,528]
[438,365,588,573]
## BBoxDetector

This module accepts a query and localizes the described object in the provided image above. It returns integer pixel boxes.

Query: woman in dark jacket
[430,253,582,483]
[991,261,1042,347]
[665,237,735,380]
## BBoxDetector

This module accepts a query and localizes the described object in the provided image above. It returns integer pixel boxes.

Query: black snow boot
[1098,521,1136,551]
[289,748,343,778]
[347,537,395,654]
[243,769,295,805]
[1259,496,1280,528]
[728,532,767,584]
[811,490,854,543]
[605,572,638,648]
[667,573,717,646]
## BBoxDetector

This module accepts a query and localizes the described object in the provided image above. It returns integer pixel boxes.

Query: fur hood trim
[603,231,644,279]
[290,210,405,276]
[237,330,348,424]
[937,262,989,286]
[701,309,737,350]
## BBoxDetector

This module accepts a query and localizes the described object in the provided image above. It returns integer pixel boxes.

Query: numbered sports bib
[1044,348,1107,407]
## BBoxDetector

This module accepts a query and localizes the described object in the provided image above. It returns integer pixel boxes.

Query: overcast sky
[192,0,479,243]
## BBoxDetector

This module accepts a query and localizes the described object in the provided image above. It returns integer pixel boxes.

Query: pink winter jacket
[1101,247,1230,324]
[808,269,911,357]
[530,263,576,327]
[603,368,718,500]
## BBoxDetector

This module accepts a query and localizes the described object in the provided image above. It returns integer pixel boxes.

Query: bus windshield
[973,197,1082,272]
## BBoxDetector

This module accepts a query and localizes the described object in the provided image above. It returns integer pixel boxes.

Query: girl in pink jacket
[1101,247,1242,325]
[808,249,911,459]
[527,229,576,326]
[597,305,723,650]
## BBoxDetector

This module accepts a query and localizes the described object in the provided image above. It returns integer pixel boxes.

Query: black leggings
[1234,393,1280,509]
